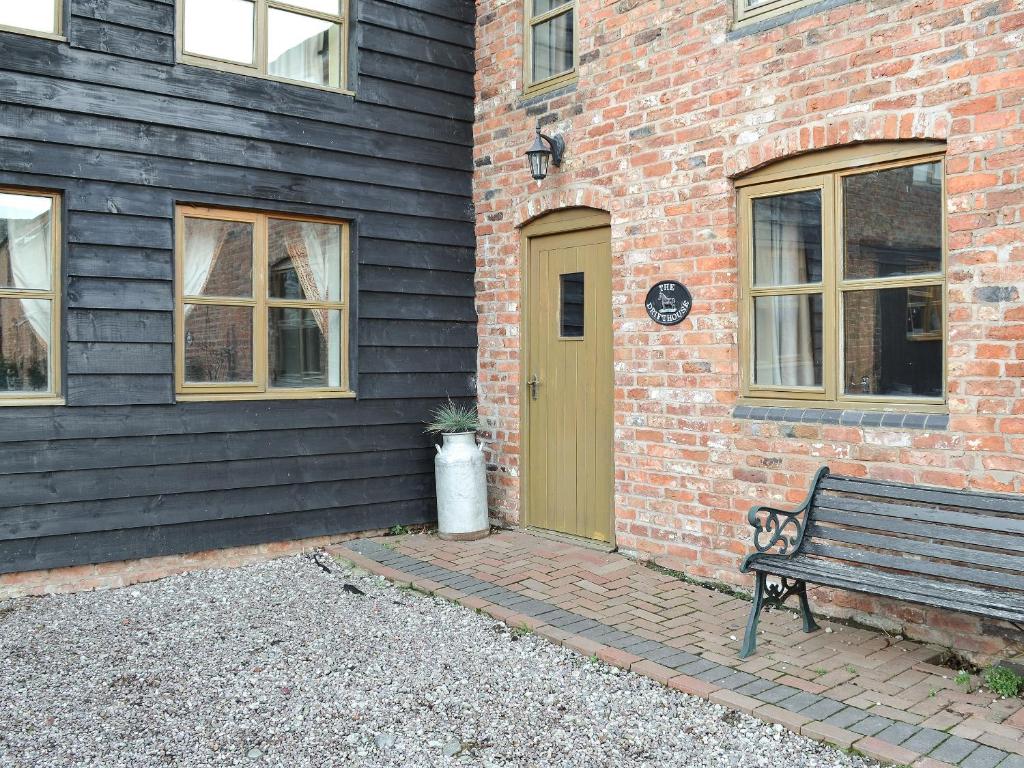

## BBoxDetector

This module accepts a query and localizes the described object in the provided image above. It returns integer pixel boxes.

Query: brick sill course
[332,539,1024,768]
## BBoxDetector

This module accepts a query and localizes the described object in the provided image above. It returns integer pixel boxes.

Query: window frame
[174,205,353,402]
[176,0,351,94]
[733,0,820,27]
[736,143,948,412]
[523,0,578,97]
[0,188,63,407]
[0,0,64,41]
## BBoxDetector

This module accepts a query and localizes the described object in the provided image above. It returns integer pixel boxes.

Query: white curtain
[182,220,226,315]
[286,223,341,387]
[754,208,815,387]
[7,214,52,348]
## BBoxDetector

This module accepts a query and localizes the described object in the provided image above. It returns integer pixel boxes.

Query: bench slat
[801,541,1024,592]
[818,477,1024,516]
[812,507,1023,553]
[814,492,1024,536]
[805,522,1024,574]
[748,556,1024,623]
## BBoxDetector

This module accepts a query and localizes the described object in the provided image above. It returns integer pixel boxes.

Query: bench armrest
[740,466,830,573]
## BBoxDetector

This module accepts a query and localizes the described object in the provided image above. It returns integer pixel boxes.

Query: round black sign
[645,281,693,326]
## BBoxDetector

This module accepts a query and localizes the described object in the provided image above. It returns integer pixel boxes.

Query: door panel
[525,226,613,542]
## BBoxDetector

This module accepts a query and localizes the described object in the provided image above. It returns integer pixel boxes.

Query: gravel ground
[0,553,878,768]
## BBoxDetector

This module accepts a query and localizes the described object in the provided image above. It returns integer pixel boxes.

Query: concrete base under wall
[0,529,388,600]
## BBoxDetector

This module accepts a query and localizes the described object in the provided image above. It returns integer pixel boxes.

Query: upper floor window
[179,0,348,91]
[525,0,576,96]
[0,2,62,38]
[734,0,819,26]
[0,189,62,405]
[737,143,947,411]
[175,206,352,401]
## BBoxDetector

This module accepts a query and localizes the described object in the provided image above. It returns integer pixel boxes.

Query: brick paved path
[331,531,1024,768]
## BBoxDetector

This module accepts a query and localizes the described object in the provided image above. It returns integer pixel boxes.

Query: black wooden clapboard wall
[0,0,477,573]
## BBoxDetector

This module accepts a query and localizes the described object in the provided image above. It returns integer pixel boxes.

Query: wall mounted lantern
[525,124,565,181]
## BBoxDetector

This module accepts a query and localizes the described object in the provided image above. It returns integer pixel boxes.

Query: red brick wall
[473,0,1023,655]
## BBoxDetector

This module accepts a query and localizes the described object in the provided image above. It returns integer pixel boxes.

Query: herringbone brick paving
[331,531,1024,768]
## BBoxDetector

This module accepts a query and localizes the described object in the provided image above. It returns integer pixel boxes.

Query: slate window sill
[727,0,859,41]
[518,81,578,111]
[733,404,949,431]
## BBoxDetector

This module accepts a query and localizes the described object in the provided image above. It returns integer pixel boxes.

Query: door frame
[519,207,613,539]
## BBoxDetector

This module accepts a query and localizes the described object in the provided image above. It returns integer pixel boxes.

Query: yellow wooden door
[525,224,613,542]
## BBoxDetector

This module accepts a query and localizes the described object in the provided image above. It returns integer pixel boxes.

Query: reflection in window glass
[844,162,943,279]
[268,219,342,301]
[533,0,570,13]
[182,0,255,64]
[268,9,340,88]
[285,0,340,12]
[184,304,254,383]
[532,10,574,82]
[753,294,823,387]
[752,190,823,286]
[844,287,943,398]
[183,218,254,299]
[0,192,55,397]
[560,272,584,338]
[269,308,341,388]
[0,298,50,393]
[0,193,52,291]
[0,3,57,33]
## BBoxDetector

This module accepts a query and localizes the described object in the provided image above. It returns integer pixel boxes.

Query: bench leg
[796,581,819,634]
[739,572,767,659]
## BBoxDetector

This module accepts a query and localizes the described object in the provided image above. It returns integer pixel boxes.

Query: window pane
[753,294,823,387]
[0,2,56,33]
[560,272,584,338]
[532,10,573,82]
[0,298,50,393]
[844,161,943,279]
[284,0,342,13]
[184,304,254,384]
[267,220,342,301]
[0,193,52,291]
[844,287,943,398]
[268,9,341,88]
[533,0,571,15]
[269,308,342,388]
[183,0,255,65]
[183,218,253,299]
[752,190,822,286]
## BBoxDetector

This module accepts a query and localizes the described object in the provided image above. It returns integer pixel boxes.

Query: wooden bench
[738,467,1024,658]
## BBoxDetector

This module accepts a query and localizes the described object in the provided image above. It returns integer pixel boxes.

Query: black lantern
[525,124,565,181]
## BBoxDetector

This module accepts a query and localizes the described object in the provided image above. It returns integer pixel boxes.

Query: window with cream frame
[0,1,63,39]
[175,206,351,401]
[524,0,577,96]
[0,189,62,405]
[178,0,349,92]
[734,0,822,26]
[737,143,947,412]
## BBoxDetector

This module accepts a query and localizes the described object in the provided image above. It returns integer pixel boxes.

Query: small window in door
[560,272,584,338]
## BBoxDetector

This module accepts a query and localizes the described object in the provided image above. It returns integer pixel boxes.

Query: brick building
[473,0,1023,655]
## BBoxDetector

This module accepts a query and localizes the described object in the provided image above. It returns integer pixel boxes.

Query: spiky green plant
[425,399,480,435]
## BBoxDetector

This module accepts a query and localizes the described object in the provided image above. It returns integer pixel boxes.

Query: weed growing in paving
[983,666,1023,698]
